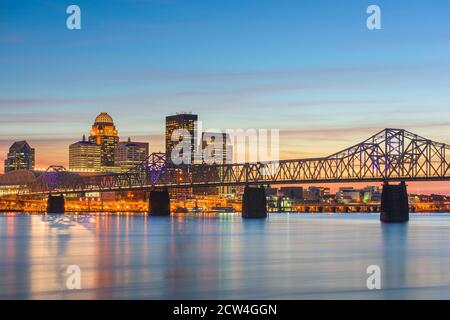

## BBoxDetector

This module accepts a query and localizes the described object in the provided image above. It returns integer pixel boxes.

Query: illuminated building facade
[4,140,35,173]
[88,112,119,168]
[336,186,381,204]
[115,138,149,172]
[69,135,102,171]
[165,113,198,165]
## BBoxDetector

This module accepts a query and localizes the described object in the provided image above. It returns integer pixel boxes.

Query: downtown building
[89,112,119,170]
[199,131,233,195]
[165,113,233,166]
[165,113,235,197]
[4,140,35,173]
[115,137,149,172]
[201,132,232,165]
[67,113,150,200]
[165,113,198,165]
[69,112,149,174]
[69,135,102,171]
[165,114,233,166]
[165,113,199,199]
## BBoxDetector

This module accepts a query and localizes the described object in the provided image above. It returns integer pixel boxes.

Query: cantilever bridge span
[0,128,449,196]
[15,128,450,196]
[1,128,450,221]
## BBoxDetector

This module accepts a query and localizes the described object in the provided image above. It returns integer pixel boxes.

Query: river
[1,212,450,299]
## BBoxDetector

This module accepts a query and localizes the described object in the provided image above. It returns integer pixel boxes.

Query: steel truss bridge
[7,128,450,196]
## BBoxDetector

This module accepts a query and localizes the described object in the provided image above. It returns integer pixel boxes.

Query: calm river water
[1,212,450,299]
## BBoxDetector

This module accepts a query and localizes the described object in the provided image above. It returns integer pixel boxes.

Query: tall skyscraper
[89,112,119,168]
[115,137,149,172]
[69,135,102,171]
[4,141,35,173]
[165,113,198,165]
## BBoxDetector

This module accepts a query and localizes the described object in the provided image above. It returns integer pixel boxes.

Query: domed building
[88,112,119,167]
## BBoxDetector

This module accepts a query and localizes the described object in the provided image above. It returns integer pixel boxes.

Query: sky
[1,0,450,193]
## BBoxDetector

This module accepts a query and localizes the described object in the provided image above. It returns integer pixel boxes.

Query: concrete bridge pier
[47,195,65,214]
[380,181,409,223]
[148,188,171,216]
[242,186,267,219]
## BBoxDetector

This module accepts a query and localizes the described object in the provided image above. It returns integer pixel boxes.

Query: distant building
[89,112,119,168]
[336,186,381,204]
[69,135,101,171]
[361,186,381,203]
[193,132,233,196]
[265,187,279,197]
[165,113,198,165]
[280,187,303,199]
[336,187,362,204]
[115,138,149,172]
[4,140,35,173]
[302,187,329,202]
[201,132,232,165]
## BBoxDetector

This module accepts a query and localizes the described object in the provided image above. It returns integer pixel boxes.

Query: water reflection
[0,215,30,298]
[1,213,450,299]
[381,223,408,299]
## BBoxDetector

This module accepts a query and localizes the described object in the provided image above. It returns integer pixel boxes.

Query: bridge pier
[380,181,409,223]
[148,188,171,216]
[47,195,65,214]
[242,186,267,219]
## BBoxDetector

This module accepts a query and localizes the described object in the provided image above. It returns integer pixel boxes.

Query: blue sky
[1,0,450,191]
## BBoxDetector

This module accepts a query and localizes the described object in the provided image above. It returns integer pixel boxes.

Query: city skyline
[2,0,450,195]
[3,1,450,304]
[2,113,450,195]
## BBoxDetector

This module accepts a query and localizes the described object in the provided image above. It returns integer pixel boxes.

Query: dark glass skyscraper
[4,141,35,173]
[165,113,198,165]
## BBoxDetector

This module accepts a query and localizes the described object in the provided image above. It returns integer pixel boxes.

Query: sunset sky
[1,0,450,193]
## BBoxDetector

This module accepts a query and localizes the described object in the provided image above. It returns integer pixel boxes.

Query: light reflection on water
[1,212,450,299]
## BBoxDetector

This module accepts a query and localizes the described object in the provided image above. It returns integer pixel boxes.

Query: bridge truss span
[11,128,450,196]
[177,128,450,186]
